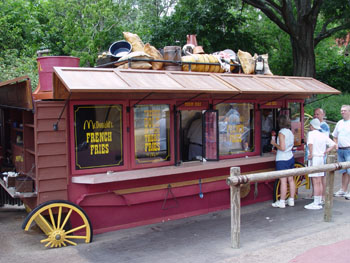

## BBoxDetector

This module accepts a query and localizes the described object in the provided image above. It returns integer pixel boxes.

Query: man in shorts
[333,105,350,199]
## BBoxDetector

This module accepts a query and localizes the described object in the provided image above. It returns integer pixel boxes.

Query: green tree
[39,0,133,66]
[0,49,38,88]
[242,0,350,77]
[0,0,43,57]
[315,37,350,92]
[148,0,256,53]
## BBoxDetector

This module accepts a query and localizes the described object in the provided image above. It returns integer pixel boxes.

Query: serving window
[216,103,255,156]
[288,101,303,147]
[71,102,125,173]
[132,104,172,167]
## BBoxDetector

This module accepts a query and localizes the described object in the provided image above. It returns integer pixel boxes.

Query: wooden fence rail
[226,156,350,248]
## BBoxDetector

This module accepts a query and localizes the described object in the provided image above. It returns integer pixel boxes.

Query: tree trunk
[290,17,316,77]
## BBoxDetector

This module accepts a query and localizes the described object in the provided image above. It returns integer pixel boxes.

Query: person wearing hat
[305,118,336,210]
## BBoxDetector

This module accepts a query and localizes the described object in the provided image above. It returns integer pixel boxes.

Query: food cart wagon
[0,63,340,248]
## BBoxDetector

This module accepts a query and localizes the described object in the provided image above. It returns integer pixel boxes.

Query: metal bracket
[53,93,71,131]
[162,184,179,210]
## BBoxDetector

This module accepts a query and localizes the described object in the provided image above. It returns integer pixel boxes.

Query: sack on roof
[144,43,163,70]
[123,32,145,52]
[237,50,255,74]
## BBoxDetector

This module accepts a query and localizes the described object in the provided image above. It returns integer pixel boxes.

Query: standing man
[314,108,330,136]
[314,108,331,202]
[261,109,273,152]
[333,105,350,198]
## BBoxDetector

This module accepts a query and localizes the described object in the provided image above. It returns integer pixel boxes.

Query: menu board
[74,104,123,170]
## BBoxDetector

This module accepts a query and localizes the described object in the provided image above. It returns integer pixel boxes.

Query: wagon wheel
[22,200,93,248]
[273,162,310,202]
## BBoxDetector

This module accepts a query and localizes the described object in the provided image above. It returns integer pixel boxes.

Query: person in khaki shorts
[333,105,350,199]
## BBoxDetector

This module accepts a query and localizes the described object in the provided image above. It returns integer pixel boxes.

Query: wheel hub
[49,229,66,245]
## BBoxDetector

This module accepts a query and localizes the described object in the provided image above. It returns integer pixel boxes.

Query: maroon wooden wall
[34,101,69,204]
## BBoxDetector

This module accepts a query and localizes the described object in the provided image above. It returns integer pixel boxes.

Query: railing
[226,155,350,248]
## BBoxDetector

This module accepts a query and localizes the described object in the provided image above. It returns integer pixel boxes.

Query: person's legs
[322,175,326,200]
[313,177,323,205]
[334,149,348,196]
[305,175,322,210]
[342,172,350,192]
[287,176,296,198]
[280,177,287,200]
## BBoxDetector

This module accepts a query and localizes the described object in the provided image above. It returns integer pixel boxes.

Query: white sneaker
[334,189,346,197]
[287,198,294,207]
[304,202,322,210]
[344,192,350,200]
[272,200,285,208]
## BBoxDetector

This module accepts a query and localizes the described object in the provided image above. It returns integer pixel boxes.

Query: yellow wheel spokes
[273,162,310,202]
[60,208,73,231]
[49,208,55,229]
[24,202,92,248]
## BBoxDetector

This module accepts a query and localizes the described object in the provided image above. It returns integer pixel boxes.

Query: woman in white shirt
[270,115,296,208]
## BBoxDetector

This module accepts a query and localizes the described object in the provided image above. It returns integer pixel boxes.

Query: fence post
[229,167,241,248]
[324,155,335,222]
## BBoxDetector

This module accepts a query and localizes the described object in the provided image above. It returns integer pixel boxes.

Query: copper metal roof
[52,67,340,99]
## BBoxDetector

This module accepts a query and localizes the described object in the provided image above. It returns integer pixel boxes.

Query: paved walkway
[290,239,350,262]
[1,172,350,263]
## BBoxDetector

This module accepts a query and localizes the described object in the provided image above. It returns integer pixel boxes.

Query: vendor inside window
[261,109,273,152]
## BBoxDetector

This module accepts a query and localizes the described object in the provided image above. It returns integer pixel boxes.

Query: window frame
[214,100,258,159]
[130,100,175,169]
[69,100,129,175]
[286,99,304,150]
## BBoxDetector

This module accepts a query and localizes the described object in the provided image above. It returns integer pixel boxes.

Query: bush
[304,93,350,122]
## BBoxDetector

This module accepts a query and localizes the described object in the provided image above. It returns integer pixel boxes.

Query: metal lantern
[255,55,265,74]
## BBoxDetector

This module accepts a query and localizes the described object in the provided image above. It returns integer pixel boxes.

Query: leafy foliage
[0,49,38,88]
[304,94,350,122]
[0,0,349,97]
[39,0,133,66]
[148,0,256,53]
[242,0,350,77]
[315,38,350,93]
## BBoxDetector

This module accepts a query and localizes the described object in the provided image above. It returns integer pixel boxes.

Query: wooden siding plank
[37,143,66,156]
[37,119,66,131]
[36,105,66,119]
[37,155,67,168]
[38,179,67,192]
[37,167,68,180]
[36,131,66,144]
[38,190,68,204]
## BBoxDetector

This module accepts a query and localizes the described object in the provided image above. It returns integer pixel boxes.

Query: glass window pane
[74,104,123,170]
[134,104,170,164]
[217,103,254,156]
[288,102,302,146]
[204,110,218,160]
